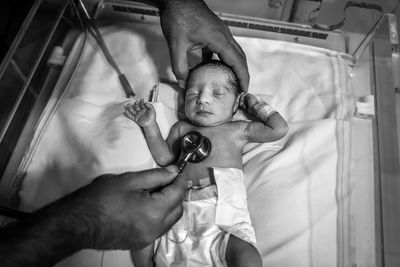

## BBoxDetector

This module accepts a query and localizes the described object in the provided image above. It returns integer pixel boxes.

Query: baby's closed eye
[186,89,199,96]
[213,89,226,97]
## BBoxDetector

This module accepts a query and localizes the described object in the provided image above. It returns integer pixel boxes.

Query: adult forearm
[0,201,89,267]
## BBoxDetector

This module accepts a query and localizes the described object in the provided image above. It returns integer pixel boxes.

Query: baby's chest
[210,136,240,152]
[181,124,244,161]
[202,134,243,166]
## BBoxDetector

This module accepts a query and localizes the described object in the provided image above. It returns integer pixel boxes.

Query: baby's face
[184,66,237,126]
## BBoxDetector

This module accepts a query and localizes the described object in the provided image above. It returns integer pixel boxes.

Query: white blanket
[244,119,350,267]
[17,24,355,267]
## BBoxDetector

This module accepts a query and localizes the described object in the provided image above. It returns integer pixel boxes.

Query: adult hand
[0,166,186,266]
[62,165,186,250]
[158,0,249,92]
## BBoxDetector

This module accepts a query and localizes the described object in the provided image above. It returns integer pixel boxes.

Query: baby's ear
[234,92,247,112]
[233,93,242,113]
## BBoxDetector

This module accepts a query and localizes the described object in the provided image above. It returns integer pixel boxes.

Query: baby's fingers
[139,99,146,109]
[124,110,136,121]
[134,100,141,111]
[144,102,155,113]
[136,108,147,119]
[125,103,137,115]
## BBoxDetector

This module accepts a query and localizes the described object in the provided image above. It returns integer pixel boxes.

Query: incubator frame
[0,0,399,265]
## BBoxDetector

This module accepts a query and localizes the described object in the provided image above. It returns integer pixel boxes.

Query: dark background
[0,1,35,61]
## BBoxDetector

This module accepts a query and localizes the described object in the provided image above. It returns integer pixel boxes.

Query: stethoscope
[177,131,212,173]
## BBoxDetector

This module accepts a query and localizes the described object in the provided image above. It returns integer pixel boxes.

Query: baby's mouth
[197,110,212,115]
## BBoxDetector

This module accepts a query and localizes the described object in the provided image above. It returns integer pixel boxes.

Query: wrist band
[252,101,277,121]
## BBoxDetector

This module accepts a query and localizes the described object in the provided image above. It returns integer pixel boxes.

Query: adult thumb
[169,40,189,88]
[124,166,179,191]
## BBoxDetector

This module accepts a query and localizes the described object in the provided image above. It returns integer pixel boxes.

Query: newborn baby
[124,60,288,267]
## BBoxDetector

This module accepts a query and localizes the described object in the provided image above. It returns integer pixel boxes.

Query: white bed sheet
[16,24,359,266]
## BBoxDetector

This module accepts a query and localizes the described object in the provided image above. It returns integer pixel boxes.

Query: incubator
[0,0,399,266]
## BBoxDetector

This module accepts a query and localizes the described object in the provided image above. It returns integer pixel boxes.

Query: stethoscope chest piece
[177,131,212,172]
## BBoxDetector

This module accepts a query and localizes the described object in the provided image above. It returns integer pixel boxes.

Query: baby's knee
[225,235,262,267]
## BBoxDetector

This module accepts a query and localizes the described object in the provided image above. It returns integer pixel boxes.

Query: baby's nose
[197,91,212,105]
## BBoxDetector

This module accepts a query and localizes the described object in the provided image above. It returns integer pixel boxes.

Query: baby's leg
[130,243,154,267]
[225,235,262,267]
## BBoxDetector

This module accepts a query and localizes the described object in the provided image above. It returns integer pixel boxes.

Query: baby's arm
[124,100,178,166]
[240,93,289,143]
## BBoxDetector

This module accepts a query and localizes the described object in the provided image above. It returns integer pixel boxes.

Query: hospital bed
[0,0,399,266]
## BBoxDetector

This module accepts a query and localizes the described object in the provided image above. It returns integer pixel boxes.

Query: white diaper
[153,167,257,267]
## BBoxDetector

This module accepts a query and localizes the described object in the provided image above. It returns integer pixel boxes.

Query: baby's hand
[239,93,259,115]
[124,99,156,128]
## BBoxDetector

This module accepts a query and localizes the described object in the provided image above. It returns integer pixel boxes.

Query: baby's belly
[182,162,242,186]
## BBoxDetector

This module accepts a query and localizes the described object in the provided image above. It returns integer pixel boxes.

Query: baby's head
[184,60,240,126]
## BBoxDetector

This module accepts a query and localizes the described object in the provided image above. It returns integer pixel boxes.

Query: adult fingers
[169,39,190,88]
[151,171,186,209]
[124,166,179,191]
[230,38,247,64]
[160,204,184,232]
[220,45,249,92]
[155,170,186,197]
[227,35,249,88]
[208,35,249,92]
[202,47,214,61]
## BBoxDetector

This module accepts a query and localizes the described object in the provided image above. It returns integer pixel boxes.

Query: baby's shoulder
[213,121,248,138]
[225,120,249,131]
[226,121,252,141]
[170,120,193,135]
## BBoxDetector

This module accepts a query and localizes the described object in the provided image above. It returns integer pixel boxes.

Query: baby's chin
[188,117,232,127]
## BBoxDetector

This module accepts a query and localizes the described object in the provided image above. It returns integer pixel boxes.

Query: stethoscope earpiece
[177,131,212,172]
